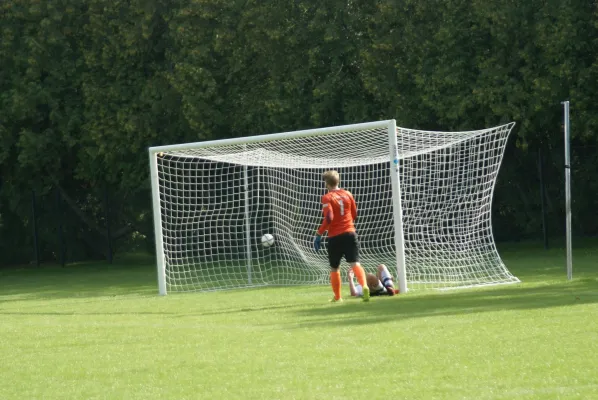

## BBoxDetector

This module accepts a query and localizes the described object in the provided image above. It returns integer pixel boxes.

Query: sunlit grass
[1,241,597,399]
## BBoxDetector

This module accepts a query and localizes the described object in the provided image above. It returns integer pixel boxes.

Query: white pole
[387,120,408,294]
[243,159,253,284]
[562,101,573,280]
[149,152,167,295]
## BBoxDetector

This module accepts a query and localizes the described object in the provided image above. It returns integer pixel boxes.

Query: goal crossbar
[149,120,393,154]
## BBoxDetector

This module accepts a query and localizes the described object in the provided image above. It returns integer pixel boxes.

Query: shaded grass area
[0,254,157,301]
[293,278,597,329]
[2,238,595,302]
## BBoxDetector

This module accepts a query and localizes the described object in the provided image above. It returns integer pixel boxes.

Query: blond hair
[366,273,380,289]
[322,170,340,188]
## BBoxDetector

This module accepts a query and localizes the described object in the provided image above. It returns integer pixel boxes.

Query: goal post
[149,120,519,295]
[149,150,167,295]
[387,119,408,294]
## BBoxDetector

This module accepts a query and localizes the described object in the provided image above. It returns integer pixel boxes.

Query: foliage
[1,0,597,264]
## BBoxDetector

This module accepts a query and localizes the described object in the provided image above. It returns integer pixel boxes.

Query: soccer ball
[261,233,275,248]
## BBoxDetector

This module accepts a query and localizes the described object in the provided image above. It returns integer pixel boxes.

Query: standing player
[348,264,399,298]
[313,170,370,302]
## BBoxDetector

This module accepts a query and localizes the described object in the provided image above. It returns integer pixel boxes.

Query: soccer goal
[149,120,519,295]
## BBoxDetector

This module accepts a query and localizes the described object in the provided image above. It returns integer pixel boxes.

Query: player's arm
[345,191,357,221]
[316,197,334,236]
[350,194,357,221]
[314,195,333,251]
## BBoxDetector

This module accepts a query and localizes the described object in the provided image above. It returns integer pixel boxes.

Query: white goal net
[149,120,519,294]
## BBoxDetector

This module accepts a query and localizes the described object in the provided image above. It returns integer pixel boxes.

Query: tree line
[1,0,597,265]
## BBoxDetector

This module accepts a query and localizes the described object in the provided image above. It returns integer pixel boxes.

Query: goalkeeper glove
[313,234,322,251]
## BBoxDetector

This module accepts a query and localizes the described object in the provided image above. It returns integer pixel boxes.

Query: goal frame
[149,120,407,295]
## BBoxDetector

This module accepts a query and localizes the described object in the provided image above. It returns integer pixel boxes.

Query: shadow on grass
[1,241,597,313]
[292,278,598,328]
[0,257,157,301]
[174,302,311,318]
[291,241,598,327]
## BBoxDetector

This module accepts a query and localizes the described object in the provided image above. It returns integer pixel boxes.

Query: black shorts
[327,232,360,269]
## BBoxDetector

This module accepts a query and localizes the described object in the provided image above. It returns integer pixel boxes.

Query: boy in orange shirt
[314,170,370,302]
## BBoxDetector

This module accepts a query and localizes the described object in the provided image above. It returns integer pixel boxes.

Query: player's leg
[377,264,398,295]
[347,269,362,297]
[354,264,369,302]
[327,236,343,302]
[345,233,369,302]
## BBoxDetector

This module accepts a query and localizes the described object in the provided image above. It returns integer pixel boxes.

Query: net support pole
[388,120,408,294]
[562,101,573,280]
[243,154,253,285]
[150,151,167,295]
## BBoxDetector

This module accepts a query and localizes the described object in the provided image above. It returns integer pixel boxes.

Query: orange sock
[352,265,367,288]
[330,270,341,300]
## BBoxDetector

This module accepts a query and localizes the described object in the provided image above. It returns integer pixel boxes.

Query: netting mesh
[152,122,519,293]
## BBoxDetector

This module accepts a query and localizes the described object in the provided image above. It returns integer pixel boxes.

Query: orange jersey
[317,189,357,238]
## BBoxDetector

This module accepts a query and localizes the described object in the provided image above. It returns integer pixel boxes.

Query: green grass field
[1,241,597,400]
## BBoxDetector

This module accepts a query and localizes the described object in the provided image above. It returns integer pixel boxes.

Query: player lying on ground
[313,170,370,302]
[348,264,399,298]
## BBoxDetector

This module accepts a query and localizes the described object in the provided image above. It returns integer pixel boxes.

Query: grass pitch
[1,241,597,400]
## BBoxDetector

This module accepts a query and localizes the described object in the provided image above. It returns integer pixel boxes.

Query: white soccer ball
[261,233,275,248]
